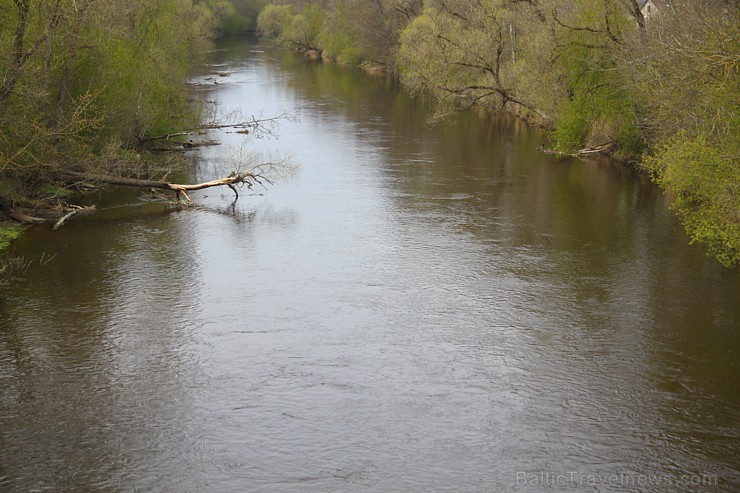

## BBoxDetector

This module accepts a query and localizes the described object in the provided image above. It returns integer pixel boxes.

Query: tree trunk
[57,0,93,115]
[56,169,270,203]
[625,0,646,29]
[0,1,31,111]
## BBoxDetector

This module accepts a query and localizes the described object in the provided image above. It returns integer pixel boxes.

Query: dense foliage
[0,0,266,212]
[257,0,420,66]
[0,1,736,267]
[209,0,269,35]
[257,0,739,267]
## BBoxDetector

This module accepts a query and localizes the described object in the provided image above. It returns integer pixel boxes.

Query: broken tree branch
[53,205,95,230]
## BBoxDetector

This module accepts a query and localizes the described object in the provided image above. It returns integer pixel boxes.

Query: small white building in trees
[638,0,666,19]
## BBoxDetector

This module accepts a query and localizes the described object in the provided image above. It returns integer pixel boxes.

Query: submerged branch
[138,113,293,146]
[53,205,96,230]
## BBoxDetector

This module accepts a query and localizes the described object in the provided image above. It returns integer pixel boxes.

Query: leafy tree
[548,0,642,155]
[257,0,420,67]
[318,0,420,67]
[257,4,295,43]
[0,0,220,209]
[638,2,739,266]
[397,0,548,121]
[648,134,739,267]
[211,0,270,34]
[317,0,365,64]
[284,2,323,51]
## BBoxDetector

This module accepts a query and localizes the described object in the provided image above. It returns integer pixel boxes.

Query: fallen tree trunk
[2,165,281,227]
[56,169,270,203]
[0,197,46,224]
[4,209,46,224]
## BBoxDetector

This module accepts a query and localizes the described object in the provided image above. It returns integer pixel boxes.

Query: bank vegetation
[1,1,736,268]
[257,0,739,267]
[0,0,270,266]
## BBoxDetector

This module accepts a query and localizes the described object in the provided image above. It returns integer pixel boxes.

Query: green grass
[0,223,22,251]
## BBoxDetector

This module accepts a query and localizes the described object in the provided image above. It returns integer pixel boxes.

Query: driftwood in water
[3,209,46,224]
[53,205,96,230]
[577,142,616,155]
[541,141,616,157]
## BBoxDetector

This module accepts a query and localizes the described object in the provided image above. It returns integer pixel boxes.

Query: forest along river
[1,37,739,493]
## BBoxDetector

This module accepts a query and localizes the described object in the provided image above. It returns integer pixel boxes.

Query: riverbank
[256,2,739,267]
[0,1,221,233]
[2,37,738,492]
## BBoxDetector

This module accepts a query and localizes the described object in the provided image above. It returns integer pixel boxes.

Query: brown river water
[1,37,738,492]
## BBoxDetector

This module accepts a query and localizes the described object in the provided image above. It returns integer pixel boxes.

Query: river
[1,37,738,493]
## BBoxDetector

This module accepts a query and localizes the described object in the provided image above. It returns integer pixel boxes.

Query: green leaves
[0,223,22,251]
[648,134,740,267]
[397,1,539,120]
[0,0,219,205]
[257,4,295,43]
[635,4,740,266]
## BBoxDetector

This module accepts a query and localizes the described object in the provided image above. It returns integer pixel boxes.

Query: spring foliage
[0,0,266,200]
[257,0,739,267]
